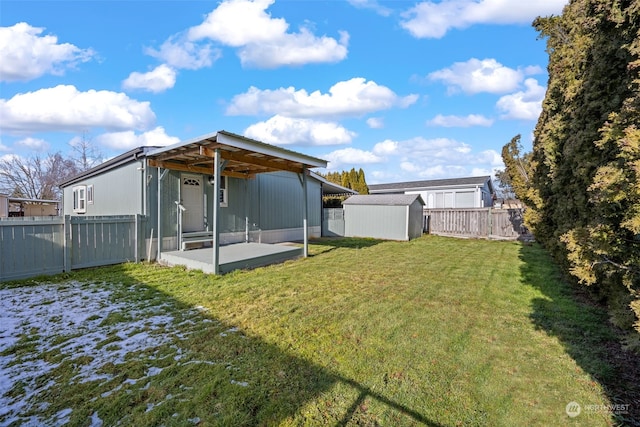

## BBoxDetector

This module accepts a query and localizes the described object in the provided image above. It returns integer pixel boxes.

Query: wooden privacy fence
[0,215,146,282]
[424,208,525,239]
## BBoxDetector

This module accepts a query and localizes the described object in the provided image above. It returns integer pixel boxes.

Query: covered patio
[159,242,302,274]
[146,130,327,274]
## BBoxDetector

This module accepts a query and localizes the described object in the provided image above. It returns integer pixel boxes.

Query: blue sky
[0,0,568,184]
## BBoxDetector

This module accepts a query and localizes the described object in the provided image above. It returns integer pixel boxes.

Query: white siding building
[368,176,494,209]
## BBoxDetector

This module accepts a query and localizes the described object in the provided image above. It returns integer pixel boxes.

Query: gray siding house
[343,194,425,241]
[59,131,332,273]
[369,176,494,209]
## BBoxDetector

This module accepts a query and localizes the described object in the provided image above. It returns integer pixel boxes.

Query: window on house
[87,185,94,205]
[72,185,87,213]
[219,175,228,207]
[206,175,228,207]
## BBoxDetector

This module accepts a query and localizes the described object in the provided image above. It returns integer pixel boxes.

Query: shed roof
[369,176,491,193]
[146,130,327,178]
[343,194,425,206]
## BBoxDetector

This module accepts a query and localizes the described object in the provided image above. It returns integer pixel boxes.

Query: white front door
[181,174,204,232]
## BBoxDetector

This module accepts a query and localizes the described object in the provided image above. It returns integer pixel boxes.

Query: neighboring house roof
[6,196,60,204]
[343,194,425,206]
[309,171,358,195]
[369,176,492,193]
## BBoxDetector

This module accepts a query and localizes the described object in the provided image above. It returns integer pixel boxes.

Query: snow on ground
[0,280,202,426]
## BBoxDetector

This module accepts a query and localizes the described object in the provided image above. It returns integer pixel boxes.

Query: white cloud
[0,22,95,82]
[123,65,177,93]
[372,139,399,156]
[400,161,421,173]
[95,127,179,151]
[227,78,418,118]
[243,115,355,146]
[15,137,49,152]
[144,34,220,70]
[188,0,348,68]
[366,117,384,129]
[400,0,568,39]
[0,140,9,152]
[471,167,496,177]
[427,114,494,127]
[0,153,19,163]
[496,78,545,120]
[322,147,383,170]
[188,0,288,46]
[0,85,156,133]
[429,58,535,95]
[390,137,475,161]
[347,0,393,16]
[367,136,503,180]
[322,137,502,179]
[237,29,349,68]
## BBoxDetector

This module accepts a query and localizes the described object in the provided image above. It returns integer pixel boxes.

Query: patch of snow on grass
[0,281,194,425]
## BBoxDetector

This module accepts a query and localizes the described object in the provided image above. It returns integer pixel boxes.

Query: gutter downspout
[157,167,169,261]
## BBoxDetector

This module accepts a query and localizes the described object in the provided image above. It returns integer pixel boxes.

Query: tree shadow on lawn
[28,265,443,427]
[308,237,385,256]
[519,243,640,426]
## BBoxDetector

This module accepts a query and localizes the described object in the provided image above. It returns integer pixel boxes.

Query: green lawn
[1,236,627,426]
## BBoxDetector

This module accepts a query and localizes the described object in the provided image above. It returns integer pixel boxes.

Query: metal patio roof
[146,130,327,178]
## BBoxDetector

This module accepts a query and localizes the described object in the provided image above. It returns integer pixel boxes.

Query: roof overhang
[6,196,60,204]
[309,171,358,196]
[147,130,327,178]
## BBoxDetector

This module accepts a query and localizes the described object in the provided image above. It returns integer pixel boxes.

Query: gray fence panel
[69,215,140,270]
[322,208,345,237]
[0,217,65,281]
[1,215,145,282]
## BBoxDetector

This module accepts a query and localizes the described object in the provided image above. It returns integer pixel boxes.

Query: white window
[87,185,94,205]
[206,175,228,207]
[72,185,87,213]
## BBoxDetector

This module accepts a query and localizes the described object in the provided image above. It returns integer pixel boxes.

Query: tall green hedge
[529,0,640,348]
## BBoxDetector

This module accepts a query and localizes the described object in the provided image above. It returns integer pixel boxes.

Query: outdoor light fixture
[207,175,215,185]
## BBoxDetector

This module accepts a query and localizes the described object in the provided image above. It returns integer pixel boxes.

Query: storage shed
[343,194,425,241]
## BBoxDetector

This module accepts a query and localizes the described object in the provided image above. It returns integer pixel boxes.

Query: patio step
[181,231,213,250]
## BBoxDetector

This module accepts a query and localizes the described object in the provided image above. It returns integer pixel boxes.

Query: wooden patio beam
[148,159,254,179]
[199,146,304,174]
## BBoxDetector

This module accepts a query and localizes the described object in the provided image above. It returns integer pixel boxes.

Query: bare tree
[0,153,79,200]
[70,130,103,172]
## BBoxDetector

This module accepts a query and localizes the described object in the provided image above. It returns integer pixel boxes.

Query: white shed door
[181,174,204,232]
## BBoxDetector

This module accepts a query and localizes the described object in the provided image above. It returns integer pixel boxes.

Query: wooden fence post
[488,208,493,237]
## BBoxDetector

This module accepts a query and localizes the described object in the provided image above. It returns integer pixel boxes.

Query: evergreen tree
[531,0,640,344]
[341,171,349,189]
[348,168,358,190]
[320,168,369,194]
[357,168,369,194]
